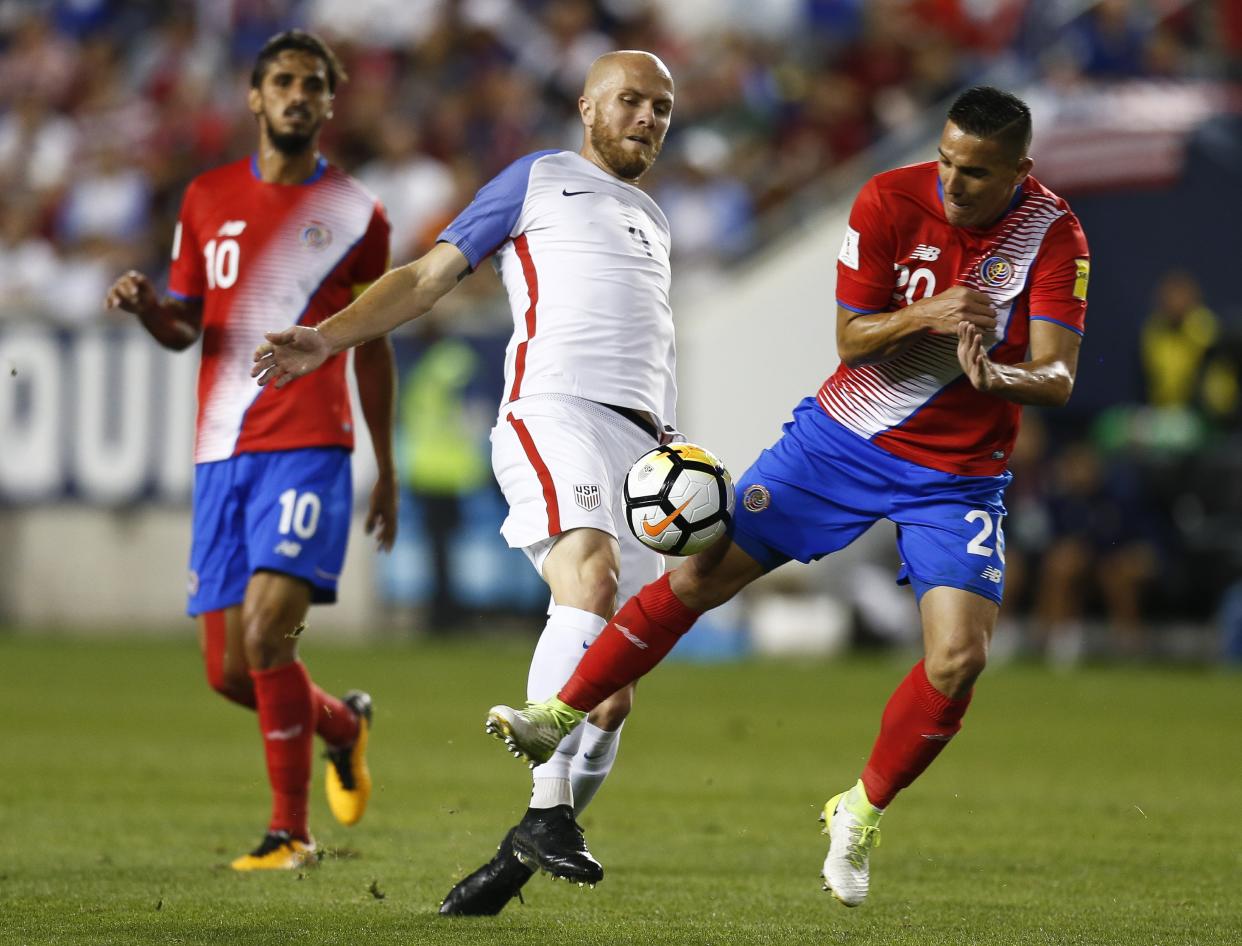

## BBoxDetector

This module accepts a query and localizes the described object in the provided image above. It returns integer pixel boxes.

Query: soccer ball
[624,442,734,555]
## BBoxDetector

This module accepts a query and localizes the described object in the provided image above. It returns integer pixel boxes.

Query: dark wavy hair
[947,86,1032,158]
[251,29,347,94]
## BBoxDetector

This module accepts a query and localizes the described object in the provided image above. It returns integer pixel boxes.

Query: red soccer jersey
[824,161,1089,476]
[168,156,389,463]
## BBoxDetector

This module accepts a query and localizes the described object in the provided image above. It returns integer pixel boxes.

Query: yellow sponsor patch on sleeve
[1072,258,1090,301]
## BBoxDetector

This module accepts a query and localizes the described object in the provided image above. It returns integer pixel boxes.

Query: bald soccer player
[253,52,679,913]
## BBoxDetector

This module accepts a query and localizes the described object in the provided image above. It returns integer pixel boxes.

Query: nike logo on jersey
[921,733,953,742]
[265,725,304,741]
[615,624,649,650]
[642,497,694,537]
[217,220,247,237]
[562,189,594,197]
[910,244,941,261]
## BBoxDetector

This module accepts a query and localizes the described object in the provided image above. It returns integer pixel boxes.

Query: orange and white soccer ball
[624,443,734,556]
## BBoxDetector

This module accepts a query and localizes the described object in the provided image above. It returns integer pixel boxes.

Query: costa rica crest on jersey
[980,253,1014,288]
[300,221,333,250]
[574,484,602,511]
[742,484,770,513]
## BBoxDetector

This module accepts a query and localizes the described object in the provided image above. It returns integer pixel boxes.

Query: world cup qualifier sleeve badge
[574,484,602,511]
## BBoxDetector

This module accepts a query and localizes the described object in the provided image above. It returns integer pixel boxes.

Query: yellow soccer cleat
[230,831,317,871]
[325,690,373,826]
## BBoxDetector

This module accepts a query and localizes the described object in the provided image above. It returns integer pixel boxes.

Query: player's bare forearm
[139,301,202,350]
[105,271,201,350]
[957,319,1080,407]
[354,336,397,480]
[354,335,400,550]
[836,287,996,367]
[836,307,930,366]
[317,243,470,355]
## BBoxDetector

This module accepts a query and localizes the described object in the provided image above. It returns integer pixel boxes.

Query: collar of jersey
[250,154,328,185]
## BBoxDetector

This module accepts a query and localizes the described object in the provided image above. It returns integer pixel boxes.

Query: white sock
[571,720,623,816]
[526,605,607,701]
[526,606,606,808]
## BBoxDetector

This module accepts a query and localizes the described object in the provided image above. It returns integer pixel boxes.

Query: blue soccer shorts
[187,447,353,616]
[729,397,1011,605]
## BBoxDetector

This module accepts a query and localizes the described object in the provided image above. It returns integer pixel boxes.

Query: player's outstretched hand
[921,286,997,335]
[252,326,330,388]
[105,270,158,316]
[366,472,398,552]
[957,321,998,392]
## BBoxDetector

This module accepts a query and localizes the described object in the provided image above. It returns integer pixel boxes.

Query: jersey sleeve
[167,181,205,300]
[1027,213,1090,336]
[436,150,556,270]
[835,176,896,313]
[351,201,391,294]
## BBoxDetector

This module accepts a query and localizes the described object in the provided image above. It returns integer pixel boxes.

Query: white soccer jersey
[438,150,677,427]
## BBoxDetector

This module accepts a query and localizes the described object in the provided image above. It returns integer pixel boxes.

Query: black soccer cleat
[439,827,535,916]
[511,805,604,885]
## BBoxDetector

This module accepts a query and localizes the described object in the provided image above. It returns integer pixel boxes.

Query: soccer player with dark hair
[106,30,397,871]
[485,86,1091,906]
[254,51,680,914]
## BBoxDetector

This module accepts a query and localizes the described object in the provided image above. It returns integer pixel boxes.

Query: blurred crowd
[1,0,1236,323]
[2,0,1239,663]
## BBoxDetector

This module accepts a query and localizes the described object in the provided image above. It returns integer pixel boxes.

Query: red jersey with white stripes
[168,156,389,463]
[826,161,1089,476]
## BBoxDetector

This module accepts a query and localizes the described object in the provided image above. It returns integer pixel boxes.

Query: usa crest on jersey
[574,483,602,511]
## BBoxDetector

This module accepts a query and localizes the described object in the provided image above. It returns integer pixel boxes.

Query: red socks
[559,573,701,711]
[861,660,972,809]
[202,611,256,708]
[251,661,316,839]
[200,611,357,747]
[312,688,360,748]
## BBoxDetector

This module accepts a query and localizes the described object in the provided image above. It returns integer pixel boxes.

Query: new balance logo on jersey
[981,565,1003,583]
[274,540,302,558]
[615,624,649,650]
[910,244,941,261]
[217,220,247,237]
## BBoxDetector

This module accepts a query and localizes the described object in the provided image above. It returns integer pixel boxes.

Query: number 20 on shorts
[964,509,1004,562]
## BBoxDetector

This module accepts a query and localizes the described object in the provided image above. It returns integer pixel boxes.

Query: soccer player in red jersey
[105,31,397,870]
[484,87,1091,906]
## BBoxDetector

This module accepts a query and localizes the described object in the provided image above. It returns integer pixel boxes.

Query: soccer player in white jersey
[253,50,677,912]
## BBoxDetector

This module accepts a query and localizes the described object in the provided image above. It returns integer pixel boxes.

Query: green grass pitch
[1,632,1239,945]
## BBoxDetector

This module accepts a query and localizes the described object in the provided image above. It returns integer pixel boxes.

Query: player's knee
[926,636,988,696]
[588,687,632,730]
[240,603,298,668]
[573,559,620,615]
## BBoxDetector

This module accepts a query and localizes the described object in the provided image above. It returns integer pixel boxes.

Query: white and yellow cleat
[229,830,317,871]
[485,698,585,767]
[820,781,883,907]
[325,690,373,826]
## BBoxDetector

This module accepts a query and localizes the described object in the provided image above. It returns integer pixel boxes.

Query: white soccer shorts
[490,393,666,604]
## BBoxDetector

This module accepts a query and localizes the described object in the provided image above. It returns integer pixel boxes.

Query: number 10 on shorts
[278,489,321,539]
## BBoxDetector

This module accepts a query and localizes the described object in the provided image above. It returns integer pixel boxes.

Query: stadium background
[4,4,1242,945]
[1,0,1240,659]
